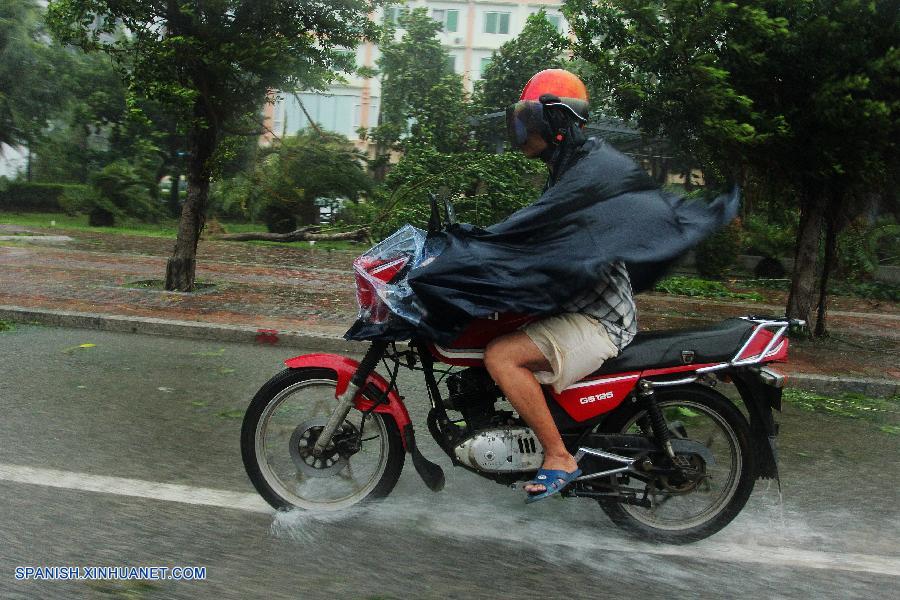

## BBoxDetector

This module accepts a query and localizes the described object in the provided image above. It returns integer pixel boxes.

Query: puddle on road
[269,454,900,583]
[270,477,883,568]
[267,396,900,580]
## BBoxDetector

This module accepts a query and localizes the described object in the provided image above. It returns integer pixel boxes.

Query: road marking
[1,462,898,577]
[0,463,271,514]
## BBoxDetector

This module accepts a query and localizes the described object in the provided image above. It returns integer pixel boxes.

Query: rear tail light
[758,366,786,388]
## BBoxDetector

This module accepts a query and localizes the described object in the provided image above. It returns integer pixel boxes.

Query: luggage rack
[642,317,805,388]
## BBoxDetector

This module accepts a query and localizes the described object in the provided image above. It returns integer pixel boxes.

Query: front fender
[283,353,412,450]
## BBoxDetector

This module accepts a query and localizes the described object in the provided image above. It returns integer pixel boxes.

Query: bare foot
[524,453,579,494]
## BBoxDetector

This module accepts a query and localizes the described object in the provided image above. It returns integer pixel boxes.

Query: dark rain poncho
[347,139,739,344]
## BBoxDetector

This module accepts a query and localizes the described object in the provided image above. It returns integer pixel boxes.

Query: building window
[384,6,408,26]
[483,11,510,34]
[546,14,562,32]
[480,57,492,77]
[446,55,456,74]
[432,8,459,33]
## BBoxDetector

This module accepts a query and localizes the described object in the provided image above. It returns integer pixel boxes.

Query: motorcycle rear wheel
[241,367,405,511]
[597,385,756,544]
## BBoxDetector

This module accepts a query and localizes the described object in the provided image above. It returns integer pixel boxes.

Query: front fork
[312,341,387,455]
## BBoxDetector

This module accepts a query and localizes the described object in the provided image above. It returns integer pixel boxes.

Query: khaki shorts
[522,313,619,394]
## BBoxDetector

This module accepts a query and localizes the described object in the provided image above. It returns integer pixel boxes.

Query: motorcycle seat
[592,318,757,375]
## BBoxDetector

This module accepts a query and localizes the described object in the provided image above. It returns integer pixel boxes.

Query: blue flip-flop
[524,467,582,504]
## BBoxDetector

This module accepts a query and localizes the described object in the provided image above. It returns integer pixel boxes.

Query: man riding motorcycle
[484,69,637,502]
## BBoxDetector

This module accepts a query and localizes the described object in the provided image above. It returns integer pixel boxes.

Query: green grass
[123,279,216,292]
[0,212,182,237]
[783,389,899,434]
[654,276,764,301]
[0,319,13,333]
[0,212,370,251]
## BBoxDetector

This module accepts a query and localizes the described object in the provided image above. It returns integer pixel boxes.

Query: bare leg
[484,332,578,493]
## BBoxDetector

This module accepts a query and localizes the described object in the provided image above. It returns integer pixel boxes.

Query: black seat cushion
[593,318,756,375]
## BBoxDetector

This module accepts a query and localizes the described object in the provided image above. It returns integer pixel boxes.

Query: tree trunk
[165,114,217,292]
[814,216,837,337]
[786,189,824,327]
[168,167,181,218]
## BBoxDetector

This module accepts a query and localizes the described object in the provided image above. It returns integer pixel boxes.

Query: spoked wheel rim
[254,379,390,510]
[617,399,742,531]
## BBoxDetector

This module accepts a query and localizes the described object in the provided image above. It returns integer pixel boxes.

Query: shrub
[209,176,254,221]
[743,213,797,258]
[259,196,299,233]
[59,161,162,226]
[59,186,102,216]
[654,276,763,301]
[694,220,743,279]
[836,218,900,280]
[0,182,90,212]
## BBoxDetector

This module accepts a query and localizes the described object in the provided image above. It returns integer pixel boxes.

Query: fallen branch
[217,226,368,242]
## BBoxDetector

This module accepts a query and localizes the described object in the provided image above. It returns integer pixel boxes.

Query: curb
[2,305,897,398]
[0,305,363,355]
[786,373,898,400]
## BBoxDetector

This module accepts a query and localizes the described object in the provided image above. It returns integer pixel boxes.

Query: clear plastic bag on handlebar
[353,225,443,326]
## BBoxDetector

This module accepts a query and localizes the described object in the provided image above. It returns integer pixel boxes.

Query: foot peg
[403,425,445,492]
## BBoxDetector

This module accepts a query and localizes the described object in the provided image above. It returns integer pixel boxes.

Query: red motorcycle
[242,203,802,544]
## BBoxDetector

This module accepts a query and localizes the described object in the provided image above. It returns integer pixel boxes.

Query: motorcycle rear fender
[283,353,412,450]
[730,370,782,479]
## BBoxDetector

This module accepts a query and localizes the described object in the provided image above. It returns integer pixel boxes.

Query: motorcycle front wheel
[241,367,405,511]
[597,385,757,544]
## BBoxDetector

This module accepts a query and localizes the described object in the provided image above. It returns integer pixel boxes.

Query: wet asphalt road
[0,325,898,599]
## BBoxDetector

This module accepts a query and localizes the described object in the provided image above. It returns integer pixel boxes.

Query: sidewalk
[2,226,897,396]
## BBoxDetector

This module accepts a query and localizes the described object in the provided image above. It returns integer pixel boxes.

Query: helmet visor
[505,100,545,149]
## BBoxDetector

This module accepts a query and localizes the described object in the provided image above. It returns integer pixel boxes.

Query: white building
[0,144,28,179]
[262,0,566,150]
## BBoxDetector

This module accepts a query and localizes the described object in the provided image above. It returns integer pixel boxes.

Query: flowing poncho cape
[347,139,739,344]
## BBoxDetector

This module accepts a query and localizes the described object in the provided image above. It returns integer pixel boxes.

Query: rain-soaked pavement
[0,324,897,599]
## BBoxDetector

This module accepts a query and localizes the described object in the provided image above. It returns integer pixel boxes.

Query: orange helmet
[507,69,589,150]
[519,69,589,119]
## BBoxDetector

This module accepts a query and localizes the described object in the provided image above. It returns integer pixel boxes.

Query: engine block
[454,427,544,473]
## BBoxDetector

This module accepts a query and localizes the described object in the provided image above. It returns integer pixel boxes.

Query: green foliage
[783,389,899,431]
[209,176,254,222]
[212,129,372,231]
[654,276,763,301]
[30,49,167,184]
[61,160,162,225]
[695,221,744,279]
[47,0,380,287]
[742,213,797,258]
[572,0,899,182]
[836,219,900,280]
[0,0,66,148]
[47,1,378,132]
[371,8,469,154]
[564,0,900,325]
[371,145,544,238]
[474,10,569,113]
[259,198,299,234]
[0,320,13,332]
[828,280,900,302]
[0,182,89,212]
[58,185,101,216]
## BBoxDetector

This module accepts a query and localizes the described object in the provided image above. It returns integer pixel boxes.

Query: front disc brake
[289,418,358,478]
